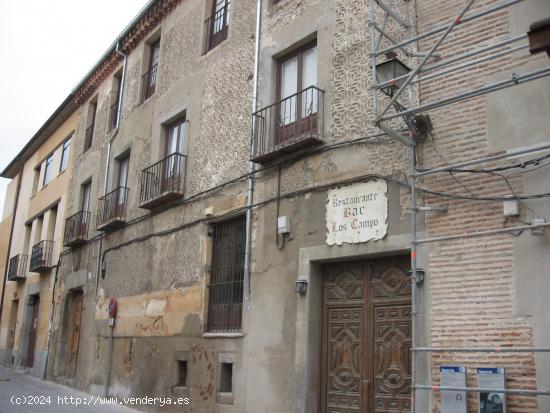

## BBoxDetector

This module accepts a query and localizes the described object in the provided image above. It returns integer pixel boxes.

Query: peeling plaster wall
[49,0,255,412]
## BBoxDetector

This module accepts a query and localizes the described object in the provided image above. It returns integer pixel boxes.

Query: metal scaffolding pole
[376,0,525,57]
[376,0,476,121]
[414,386,550,396]
[415,347,550,353]
[379,66,550,121]
[367,0,550,410]
[410,142,418,413]
[375,34,529,89]
[416,222,550,244]
[415,142,550,177]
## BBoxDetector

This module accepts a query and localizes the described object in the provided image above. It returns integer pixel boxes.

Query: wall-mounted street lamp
[375,52,433,141]
[408,268,425,285]
[295,279,308,295]
[528,18,550,58]
[375,52,411,97]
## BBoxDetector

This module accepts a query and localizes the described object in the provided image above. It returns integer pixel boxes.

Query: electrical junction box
[440,365,466,413]
[477,367,506,413]
[277,216,291,234]
[503,198,519,217]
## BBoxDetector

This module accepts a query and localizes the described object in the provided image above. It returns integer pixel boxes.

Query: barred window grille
[207,215,246,332]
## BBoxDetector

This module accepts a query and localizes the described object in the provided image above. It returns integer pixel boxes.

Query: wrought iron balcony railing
[251,86,325,164]
[64,211,91,247]
[97,186,129,231]
[29,240,54,273]
[204,1,230,53]
[141,63,158,103]
[7,254,28,281]
[139,153,186,210]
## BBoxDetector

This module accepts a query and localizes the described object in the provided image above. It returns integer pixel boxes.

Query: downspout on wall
[100,40,127,398]
[242,0,261,410]
[244,0,262,313]
[94,41,127,303]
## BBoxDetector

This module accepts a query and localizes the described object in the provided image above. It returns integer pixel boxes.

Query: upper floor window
[250,39,324,163]
[32,166,40,195]
[109,73,123,130]
[84,100,97,152]
[278,41,318,127]
[142,39,160,102]
[117,154,130,189]
[204,0,230,53]
[207,215,246,333]
[166,116,187,156]
[81,181,91,212]
[59,136,72,172]
[42,154,54,186]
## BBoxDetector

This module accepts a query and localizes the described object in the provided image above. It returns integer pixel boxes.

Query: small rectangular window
[142,39,160,102]
[32,166,40,195]
[219,363,233,393]
[81,182,91,212]
[177,360,188,387]
[84,101,97,152]
[42,154,54,186]
[207,215,246,332]
[109,73,122,130]
[59,136,72,172]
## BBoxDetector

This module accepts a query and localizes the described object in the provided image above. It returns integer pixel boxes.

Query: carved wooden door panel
[66,290,84,377]
[321,257,411,413]
[27,295,40,368]
[369,256,412,413]
[322,263,365,412]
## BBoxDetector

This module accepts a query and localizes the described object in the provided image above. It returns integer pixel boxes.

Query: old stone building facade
[1,0,549,412]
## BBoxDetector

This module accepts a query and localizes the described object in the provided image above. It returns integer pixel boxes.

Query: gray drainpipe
[244,0,262,313]
[99,41,127,398]
[242,1,261,409]
[114,41,127,128]
[94,41,127,303]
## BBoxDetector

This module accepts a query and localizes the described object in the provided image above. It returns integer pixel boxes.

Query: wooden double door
[321,256,412,413]
[65,290,84,377]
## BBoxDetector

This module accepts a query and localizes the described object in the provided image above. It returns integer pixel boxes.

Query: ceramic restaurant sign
[326,179,388,245]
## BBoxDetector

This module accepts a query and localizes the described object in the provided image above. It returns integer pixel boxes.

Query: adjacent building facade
[0,97,79,378]
[1,0,549,412]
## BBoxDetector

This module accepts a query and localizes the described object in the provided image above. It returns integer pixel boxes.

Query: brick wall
[416,1,539,411]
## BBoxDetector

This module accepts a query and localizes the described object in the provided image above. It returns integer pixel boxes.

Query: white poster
[326,179,388,245]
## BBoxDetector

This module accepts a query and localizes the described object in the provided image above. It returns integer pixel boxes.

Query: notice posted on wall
[326,179,388,245]
[477,368,506,413]
[440,366,466,413]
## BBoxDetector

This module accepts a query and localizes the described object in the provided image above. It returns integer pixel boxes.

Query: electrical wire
[74,128,550,269]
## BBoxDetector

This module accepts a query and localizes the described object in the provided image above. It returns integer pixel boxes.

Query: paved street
[0,367,139,413]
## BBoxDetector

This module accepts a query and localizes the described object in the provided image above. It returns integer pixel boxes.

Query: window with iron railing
[7,254,28,281]
[207,215,245,333]
[97,186,129,230]
[252,41,324,163]
[204,0,230,53]
[29,240,54,273]
[63,211,91,247]
[141,39,160,103]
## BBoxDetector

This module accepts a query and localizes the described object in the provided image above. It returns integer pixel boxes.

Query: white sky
[0,0,150,215]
